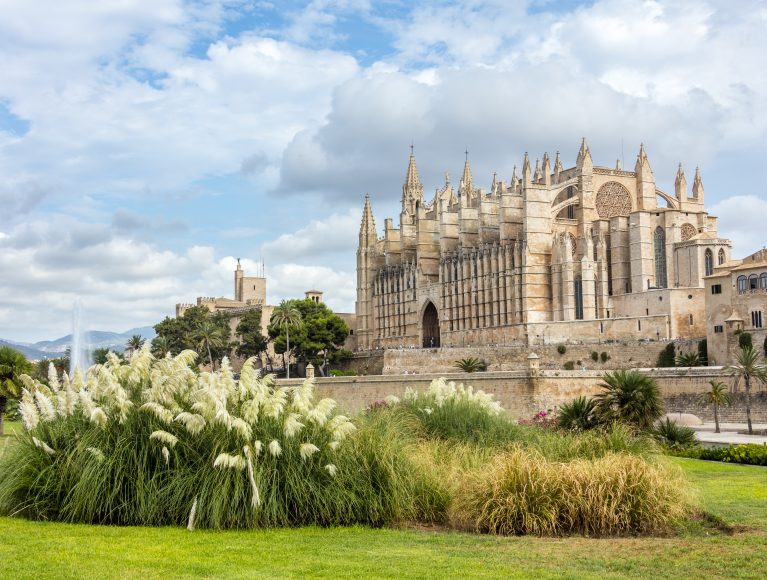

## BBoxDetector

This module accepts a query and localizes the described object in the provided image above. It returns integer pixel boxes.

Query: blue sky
[1,0,766,342]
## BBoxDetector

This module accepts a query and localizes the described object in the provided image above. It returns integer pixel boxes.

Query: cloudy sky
[1,0,766,342]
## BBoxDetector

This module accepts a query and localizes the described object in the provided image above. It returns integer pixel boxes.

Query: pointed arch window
[574,276,584,320]
[718,248,726,265]
[567,187,575,219]
[704,249,714,276]
[654,226,667,289]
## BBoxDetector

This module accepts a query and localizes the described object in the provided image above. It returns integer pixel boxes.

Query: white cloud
[266,263,355,314]
[709,196,767,258]
[260,208,360,262]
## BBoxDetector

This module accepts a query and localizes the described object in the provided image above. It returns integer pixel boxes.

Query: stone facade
[705,248,767,365]
[355,141,729,349]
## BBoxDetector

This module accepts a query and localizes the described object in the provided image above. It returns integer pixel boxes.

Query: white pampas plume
[150,430,179,447]
[299,443,320,461]
[328,416,356,442]
[213,453,246,471]
[47,363,61,393]
[268,439,281,457]
[243,446,261,509]
[283,413,304,438]
[162,446,170,465]
[32,437,55,456]
[187,496,198,531]
[19,390,39,431]
[140,402,174,424]
[324,464,338,477]
[253,440,263,456]
[385,395,400,405]
[421,407,433,416]
[264,387,288,418]
[90,407,108,427]
[86,447,105,462]
[175,412,206,435]
[230,417,252,441]
[328,441,340,451]
[306,398,336,426]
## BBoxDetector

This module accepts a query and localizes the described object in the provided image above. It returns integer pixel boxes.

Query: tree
[235,309,268,360]
[697,380,731,434]
[594,369,664,431]
[656,342,676,367]
[92,348,113,365]
[738,331,753,350]
[193,320,226,370]
[0,346,32,436]
[675,351,702,367]
[150,336,172,359]
[154,306,230,359]
[125,334,145,357]
[726,345,767,435]
[270,301,303,379]
[697,339,708,366]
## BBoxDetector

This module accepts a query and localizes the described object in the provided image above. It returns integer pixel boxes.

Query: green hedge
[672,444,767,466]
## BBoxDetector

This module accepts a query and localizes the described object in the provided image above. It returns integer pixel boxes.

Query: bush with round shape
[594,370,664,430]
[652,418,697,449]
[557,396,599,432]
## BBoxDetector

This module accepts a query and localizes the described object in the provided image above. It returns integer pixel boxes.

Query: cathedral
[354,140,731,349]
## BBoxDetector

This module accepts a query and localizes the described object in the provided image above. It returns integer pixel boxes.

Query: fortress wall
[278,367,767,421]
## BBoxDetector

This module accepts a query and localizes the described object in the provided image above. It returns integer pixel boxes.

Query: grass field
[0,456,765,579]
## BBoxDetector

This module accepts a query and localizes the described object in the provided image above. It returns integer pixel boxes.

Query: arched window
[704,249,713,276]
[737,275,748,292]
[718,248,726,265]
[761,273,767,290]
[749,274,759,290]
[654,226,667,288]
[567,187,575,219]
[574,276,584,320]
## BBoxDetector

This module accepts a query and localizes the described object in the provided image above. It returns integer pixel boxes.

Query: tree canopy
[154,306,232,364]
[235,308,268,359]
[268,299,349,371]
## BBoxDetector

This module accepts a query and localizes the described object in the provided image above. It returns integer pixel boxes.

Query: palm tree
[726,345,767,435]
[271,301,303,379]
[125,334,145,357]
[557,396,599,431]
[675,351,702,367]
[454,357,487,373]
[193,321,225,370]
[151,336,172,359]
[594,369,664,431]
[0,346,32,436]
[697,380,731,433]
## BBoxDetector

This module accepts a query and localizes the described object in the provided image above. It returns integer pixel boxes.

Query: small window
[600,322,604,333]
[718,248,725,265]
[749,274,759,290]
[711,284,722,294]
[761,273,767,289]
[349,329,354,335]
[705,249,713,276]
[714,325,723,333]
[646,308,649,315]
[737,276,747,292]
[752,311,763,328]
[638,320,642,331]
[689,314,694,326]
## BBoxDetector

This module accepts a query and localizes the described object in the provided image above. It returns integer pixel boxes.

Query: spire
[634,142,656,210]
[615,158,621,170]
[459,150,473,196]
[490,172,498,195]
[542,152,551,186]
[522,152,531,185]
[692,166,704,199]
[576,137,592,169]
[510,165,519,193]
[674,163,687,200]
[360,193,376,238]
[554,151,563,184]
[401,148,424,219]
[533,158,541,182]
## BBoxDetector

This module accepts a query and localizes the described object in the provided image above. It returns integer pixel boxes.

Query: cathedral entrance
[422,302,440,348]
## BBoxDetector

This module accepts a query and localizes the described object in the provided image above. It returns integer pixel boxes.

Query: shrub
[396,378,516,446]
[739,332,753,350]
[459,448,693,536]
[600,352,610,363]
[594,370,664,430]
[563,361,575,370]
[518,410,557,429]
[652,418,697,449]
[657,343,676,367]
[675,351,702,367]
[557,396,599,431]
[329,369,357,377]
[453,358,487,373]
[557,345,567,355]
[0,347,444,529]
[672,444,767,466]
[591,351,599,362]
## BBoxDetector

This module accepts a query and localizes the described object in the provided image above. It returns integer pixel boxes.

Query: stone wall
[278,367,767,422]
[380,340,700,375]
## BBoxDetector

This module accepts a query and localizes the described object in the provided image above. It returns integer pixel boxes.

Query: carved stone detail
[596,181,632,219]
[680,223,697,241]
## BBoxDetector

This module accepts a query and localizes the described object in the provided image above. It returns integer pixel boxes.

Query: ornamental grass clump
[397,377,518,445]
[0,346,443,529]
[460,447,693,536]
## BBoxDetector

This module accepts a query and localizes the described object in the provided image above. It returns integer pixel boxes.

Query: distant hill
[0,326,157,360]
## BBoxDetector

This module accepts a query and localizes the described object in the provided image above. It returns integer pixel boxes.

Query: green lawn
[0,420,21,457]
[0,457,765,579]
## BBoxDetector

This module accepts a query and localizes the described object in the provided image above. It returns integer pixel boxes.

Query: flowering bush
[518,410,558,429]
[0,346,442,529]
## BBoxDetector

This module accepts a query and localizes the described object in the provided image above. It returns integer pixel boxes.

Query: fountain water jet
[70,298,92,375]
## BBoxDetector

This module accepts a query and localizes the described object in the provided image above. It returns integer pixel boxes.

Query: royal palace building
[355,140,731,349]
